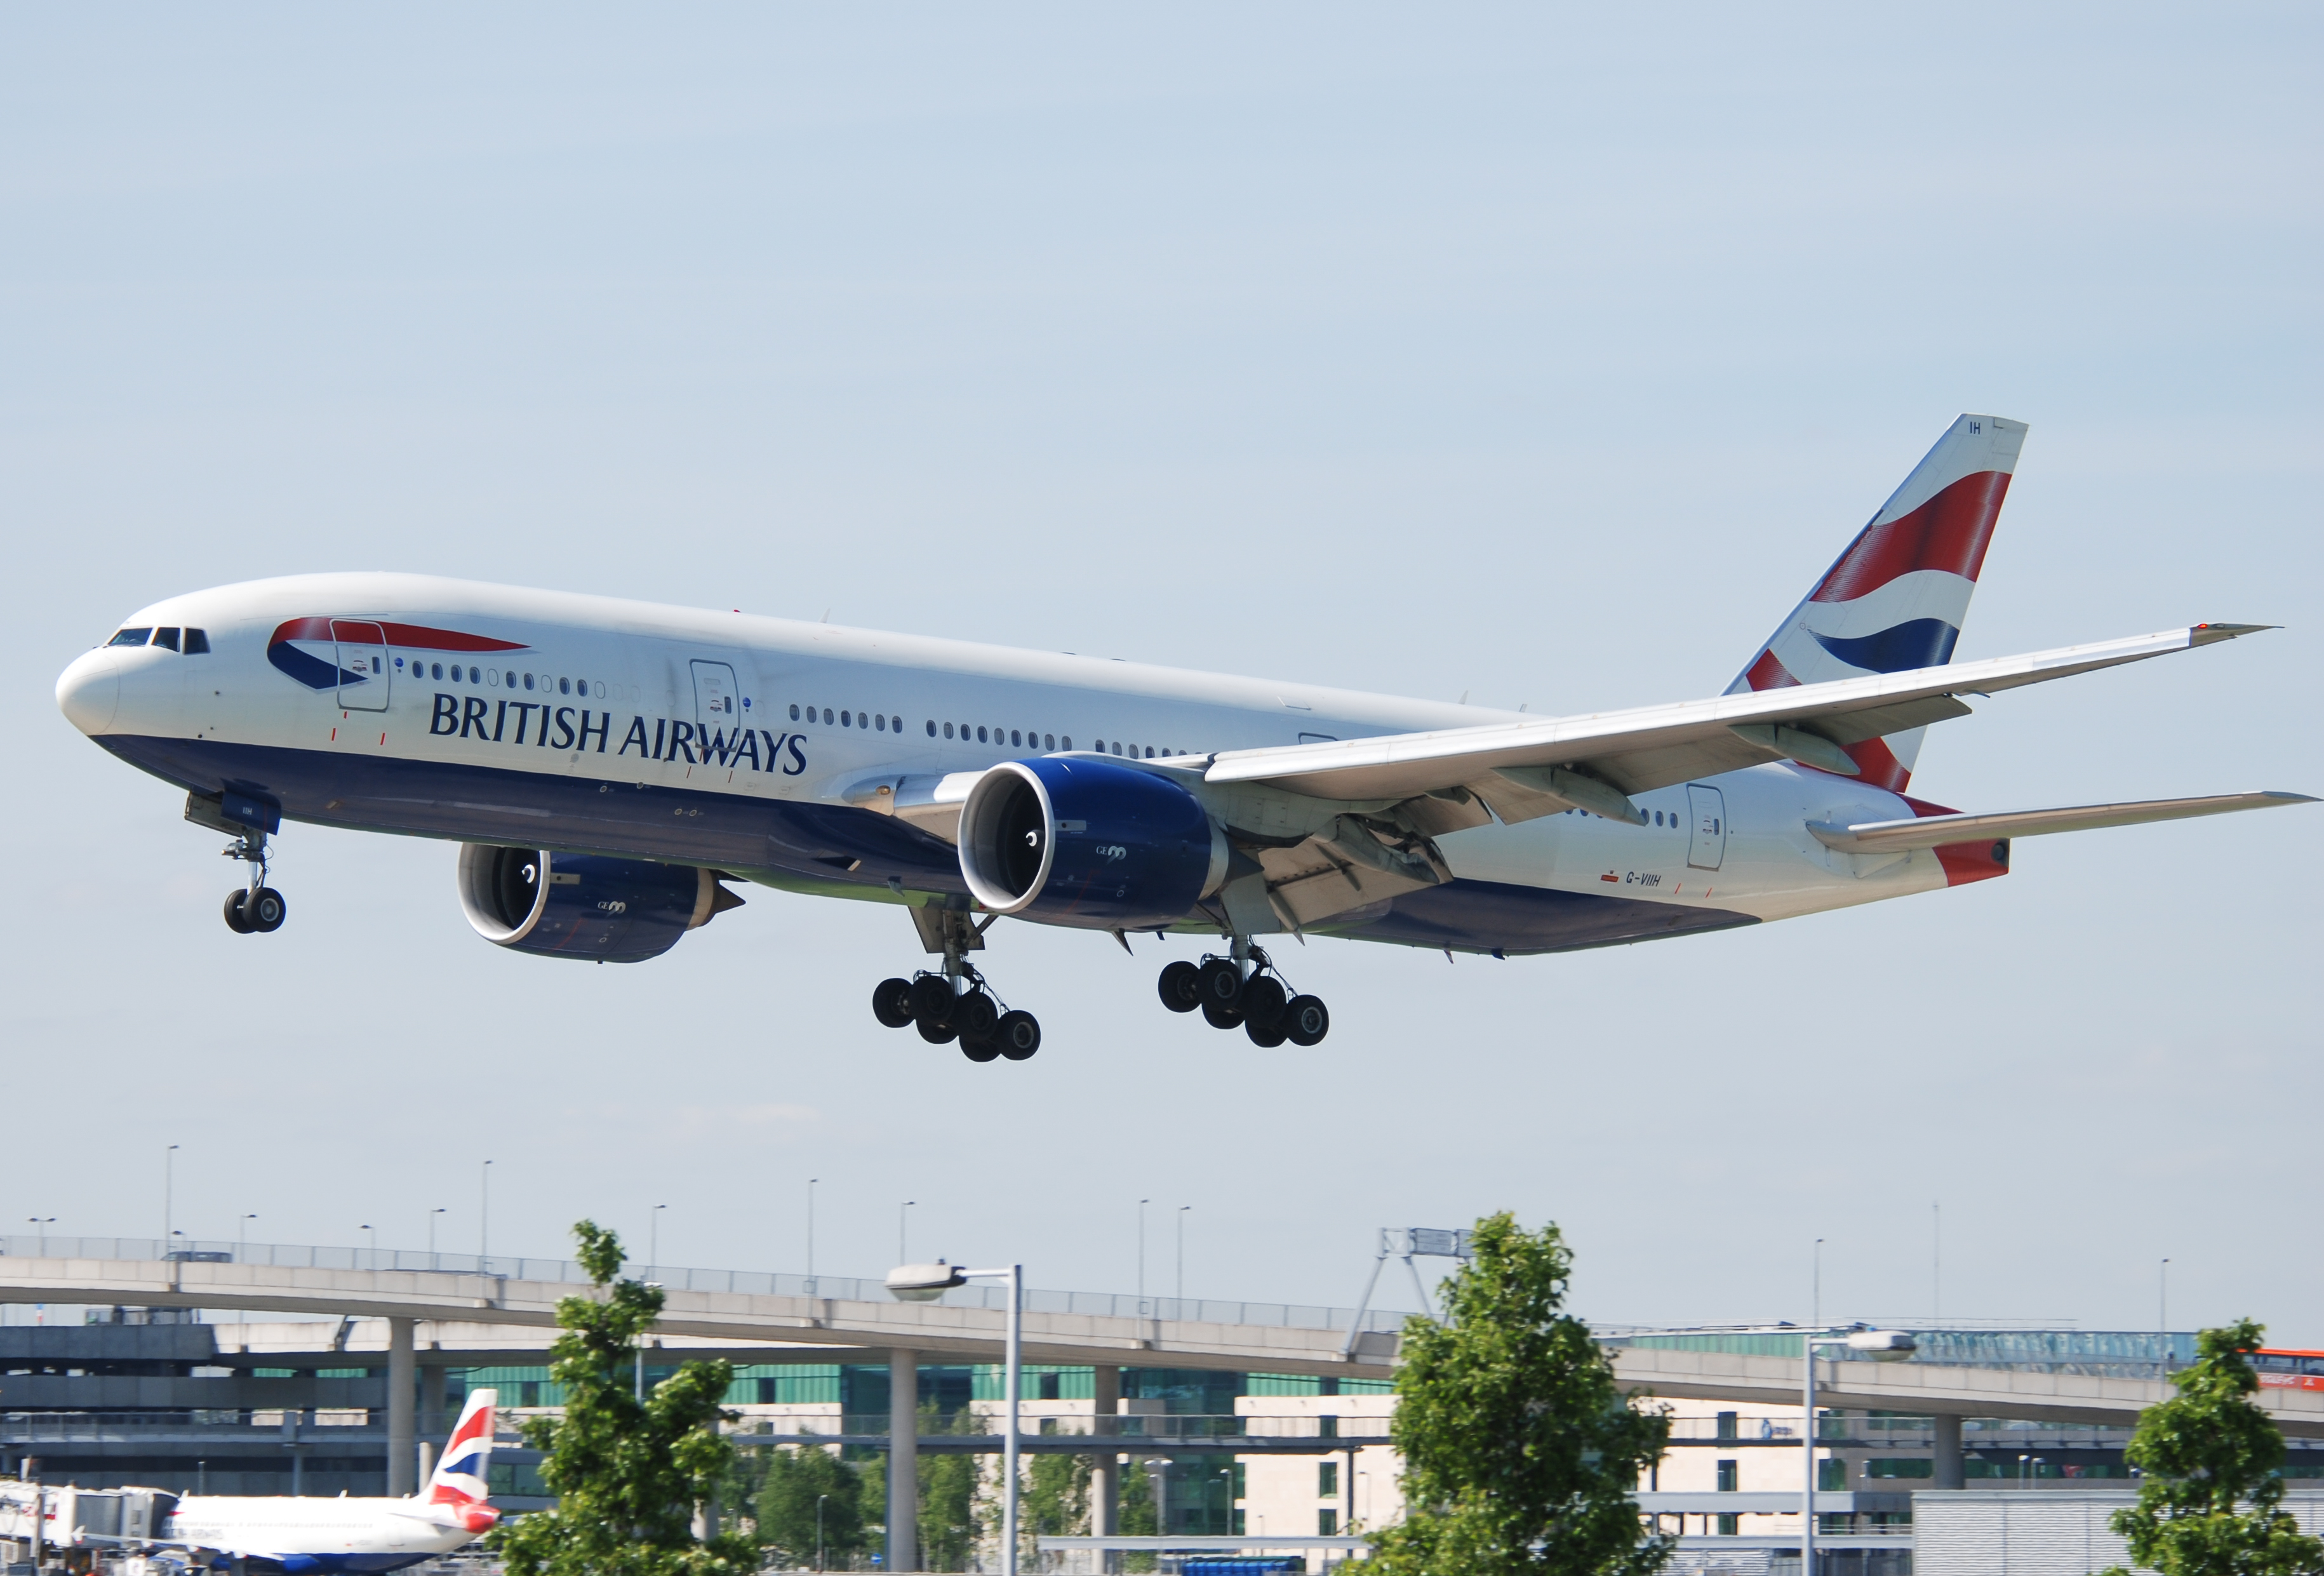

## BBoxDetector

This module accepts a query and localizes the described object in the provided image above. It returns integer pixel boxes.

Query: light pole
[361,1225,376,1267]
[1803,1326,1915,1576]
[816,1492,829,1571]
[898,1201,915,1265]
[650,1205,667,1269]
[806,1179,818,1286]
[1177,1206,1189,1306]
[238,1214,256,1255]
[2160,1258,2170,1335]
[165,1144,180,1244]
[890,1259,1023,1575]
[480,1161,493,1260]
[29,1218,54,1254]
[1138,1199,1149,1304]
[428,1209,445,1258]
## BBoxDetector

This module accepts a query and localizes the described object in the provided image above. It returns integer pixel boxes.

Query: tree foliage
[2103,1319,2324,1576]
[916,1401,983,1572]
[493,1221,760,1576]
[1366,1213,1672,1576]
[754,1439,868,1568]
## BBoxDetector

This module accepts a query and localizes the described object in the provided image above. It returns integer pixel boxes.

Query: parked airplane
[54,415,2307,1058]
[158,1387,500,1572]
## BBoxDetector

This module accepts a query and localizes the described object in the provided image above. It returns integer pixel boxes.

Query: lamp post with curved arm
[890,1260,1022,1575]
[1803,1327,1915,1576]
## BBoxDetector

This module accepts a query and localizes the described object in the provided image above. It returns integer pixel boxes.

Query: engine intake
[958,758,1225,928]
[457,845,742,963]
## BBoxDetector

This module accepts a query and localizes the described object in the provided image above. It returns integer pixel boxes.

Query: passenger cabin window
[108,628,152,647]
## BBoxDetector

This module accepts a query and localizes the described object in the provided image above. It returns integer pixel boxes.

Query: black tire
[916,1016,960,1045]
[872,978,916,1029]
[1245,1016,1289,1048]
[954,989,1001,1041]
[960,1036,1001,1063]
[248,888,287,933]
[222,890,253,934]
[910,975,956,1026]
[1283,994,1330,1046]
[1198,958,1245,1010]
[1157,960,1203,1013]
[996,1010,1041,1060]
[1239,975,1288,1030]
[1200,999,1243,1031]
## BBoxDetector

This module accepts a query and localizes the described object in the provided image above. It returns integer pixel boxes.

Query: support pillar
[387,1318,416,1496]
[1932,1412,1964,1490]
[1092,1365,1121,1573]
[887,1349,919,1573]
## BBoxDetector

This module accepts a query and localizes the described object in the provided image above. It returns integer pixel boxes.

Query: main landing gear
[1158,946,1328,1047]
[219,825,286,936]
[871,904,1040,1062]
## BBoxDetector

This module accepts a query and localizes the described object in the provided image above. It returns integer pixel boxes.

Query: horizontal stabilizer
[1806,791,2315,853]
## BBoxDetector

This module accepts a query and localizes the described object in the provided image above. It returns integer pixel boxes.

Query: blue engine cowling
[456,845,742,963]
[958,758,1226,928]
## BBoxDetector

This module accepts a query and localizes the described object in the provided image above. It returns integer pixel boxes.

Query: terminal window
[1318,1462,1338,1497]
[1716,1460,1738,1493]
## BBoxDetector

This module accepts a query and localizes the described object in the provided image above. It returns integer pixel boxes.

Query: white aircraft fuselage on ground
[53,417,2308,1053]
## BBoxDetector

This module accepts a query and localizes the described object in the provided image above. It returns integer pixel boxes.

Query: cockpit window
[183,628,210,654]
[152,627,182,651]
[108,628,152,647]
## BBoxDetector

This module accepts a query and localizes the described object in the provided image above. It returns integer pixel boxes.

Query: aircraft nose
[56,649,120,734]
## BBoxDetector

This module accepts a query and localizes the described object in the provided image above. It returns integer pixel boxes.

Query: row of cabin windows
[108,627,210,653]
[400,658,597,697]
[785,703,1187,759]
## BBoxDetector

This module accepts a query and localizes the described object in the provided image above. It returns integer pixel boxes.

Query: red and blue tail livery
[56,414,2309,1057]
[423,1387,500,1533]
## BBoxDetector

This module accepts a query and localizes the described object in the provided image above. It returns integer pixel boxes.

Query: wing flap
[1808,791,2314,852]
[1206,625,2264,807]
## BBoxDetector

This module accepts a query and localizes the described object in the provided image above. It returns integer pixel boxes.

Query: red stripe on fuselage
[269,618,527,653]
[1810,470,2010,604]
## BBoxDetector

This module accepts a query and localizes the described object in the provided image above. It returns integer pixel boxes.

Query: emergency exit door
[1686,784,1727,871]
[691,660,740,728]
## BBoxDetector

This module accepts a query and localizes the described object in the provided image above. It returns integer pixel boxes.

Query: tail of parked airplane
[1728,413,2028,791]
[421,1387,500,1530]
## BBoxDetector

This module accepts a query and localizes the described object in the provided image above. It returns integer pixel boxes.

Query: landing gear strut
[871,904,1041,1062]
[1158,945,1327,1047]
[220,826,286,935]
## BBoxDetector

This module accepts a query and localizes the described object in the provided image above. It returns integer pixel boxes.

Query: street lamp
[1803,1326,1915,1576]
[888,1259,1023,1575]
[816,1492,829,1572]
[361,1225,377,1266]
[427,1208,446,1258]
[650,1205,667,1269]
[164,1145,180,1244]
[29,1218,55,1254]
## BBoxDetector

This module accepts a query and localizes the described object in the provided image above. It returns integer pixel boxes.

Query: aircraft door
[331,620,391,712]
[1686,784,1727,871]
[691,660,740,728]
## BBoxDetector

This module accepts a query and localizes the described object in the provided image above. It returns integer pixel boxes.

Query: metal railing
[0,1234,1415,1337]
[777,1412,1394,1440]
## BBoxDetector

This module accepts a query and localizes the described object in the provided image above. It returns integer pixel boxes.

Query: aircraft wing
[1806,791,2313,852]
[1202,624,2269,826]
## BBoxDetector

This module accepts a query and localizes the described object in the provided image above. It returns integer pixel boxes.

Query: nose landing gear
[218,825,286,935]
[871,904,1041,1062]
[1159,946,1328,1046]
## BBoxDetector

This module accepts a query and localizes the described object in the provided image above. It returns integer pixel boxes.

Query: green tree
[493,1222,759,1576]
[916,1401,983,1571]
[1366,1213,1673,1576]
[754,1439,867,1568]
[2102,1319,2324,1576]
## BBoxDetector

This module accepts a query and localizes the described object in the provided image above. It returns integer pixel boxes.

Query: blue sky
[3,5,2318,1339]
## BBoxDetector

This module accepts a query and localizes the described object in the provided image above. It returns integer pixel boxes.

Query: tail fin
[1728,413,2028,791]
[422,1387,500,1530]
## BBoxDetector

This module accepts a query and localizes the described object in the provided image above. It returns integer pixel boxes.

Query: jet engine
[958,758,1226,928]
[457,845,743,963]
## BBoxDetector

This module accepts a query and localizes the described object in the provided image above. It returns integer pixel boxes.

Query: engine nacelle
[457,845,741,963]
[959,758,1226,928]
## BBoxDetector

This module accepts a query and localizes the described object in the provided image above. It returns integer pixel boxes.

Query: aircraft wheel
[1245,1015,1289,1048]
[222,891,253,934]
[961,1036,1001,1063]
[996,1010,1041,1060]
[954,989,1001,1042]
[872,977,916,1029]
[917,1016,960,1045]
[909,975,956,1026]
[1283,994,1330,1047]
[1157,960,1203,1013]
[1198,958,1244,1010]
[247,888,287,933]
[1200,999,1243,1031]
[1239,975,1288,1031]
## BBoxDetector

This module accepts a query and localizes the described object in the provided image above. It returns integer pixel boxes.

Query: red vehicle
[2254,1350,2324,1391]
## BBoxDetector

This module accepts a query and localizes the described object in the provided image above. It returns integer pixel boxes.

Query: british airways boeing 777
[53,417,2309,1057]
